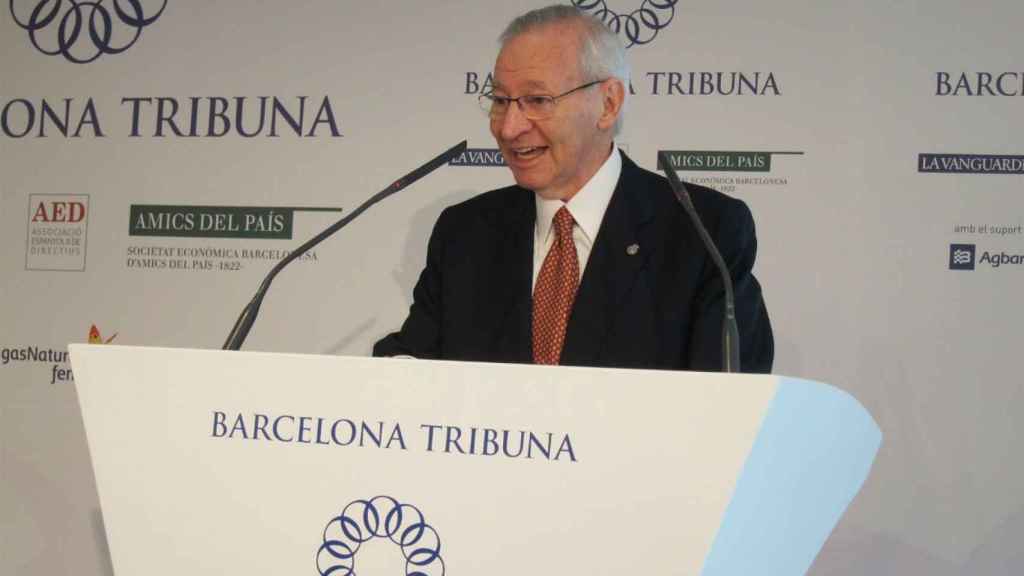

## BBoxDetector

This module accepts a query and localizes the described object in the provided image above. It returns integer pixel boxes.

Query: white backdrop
[2,1,1022,574]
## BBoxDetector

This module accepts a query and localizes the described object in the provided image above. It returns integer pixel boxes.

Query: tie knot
[553,206,574,238]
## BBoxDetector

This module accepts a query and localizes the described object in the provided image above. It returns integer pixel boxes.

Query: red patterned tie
[532,206,580,365]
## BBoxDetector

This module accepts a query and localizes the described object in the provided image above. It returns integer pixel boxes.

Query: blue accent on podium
[702,377,882,575]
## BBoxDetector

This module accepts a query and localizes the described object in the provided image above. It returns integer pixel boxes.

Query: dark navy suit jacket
[373,153,773,372]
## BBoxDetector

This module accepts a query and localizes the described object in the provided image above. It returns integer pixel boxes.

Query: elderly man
[374,5,773,372]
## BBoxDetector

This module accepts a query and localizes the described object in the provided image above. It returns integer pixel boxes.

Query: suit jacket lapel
[561,154,655,365]
[493,189,535,363]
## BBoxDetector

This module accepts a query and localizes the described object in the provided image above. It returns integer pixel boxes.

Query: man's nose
[496,101,533,140]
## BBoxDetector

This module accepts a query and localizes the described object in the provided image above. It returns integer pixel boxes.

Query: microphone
[657,151,741,373]
[222,140,469,351]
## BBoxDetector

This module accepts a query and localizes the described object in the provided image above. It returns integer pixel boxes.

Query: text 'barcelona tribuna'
[0,96,342,138]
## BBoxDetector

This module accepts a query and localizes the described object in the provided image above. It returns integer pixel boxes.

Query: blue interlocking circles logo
[10,0,167,64]
[570,0,678,48]
[317,496,444,576]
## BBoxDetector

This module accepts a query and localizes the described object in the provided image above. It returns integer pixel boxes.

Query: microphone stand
[658,151,741,373]
[222,140,468,351]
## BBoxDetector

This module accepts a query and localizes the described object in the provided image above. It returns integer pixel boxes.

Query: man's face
[490,24,614,201]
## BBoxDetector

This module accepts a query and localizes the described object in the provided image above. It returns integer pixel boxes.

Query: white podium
[70,345,880,575]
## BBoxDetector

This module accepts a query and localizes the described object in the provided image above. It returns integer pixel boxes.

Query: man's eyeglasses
[478,79,607,120]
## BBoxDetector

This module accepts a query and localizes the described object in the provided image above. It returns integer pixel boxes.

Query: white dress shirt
[532,146,622,290]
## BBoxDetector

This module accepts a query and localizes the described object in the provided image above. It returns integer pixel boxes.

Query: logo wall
[26,193,89,271]
[935,72,1024,96]
[570,0,677,48]
[657,150,803,194]
[920,154,1024,175]
[949,244,976,271]
[949,220,1024,271]
[465,2,781,102]
[448,148,506,167]
[942,162,1022,270]
[9,0,167,64]
[125,205,342,273]
[7,3,342,140]
[948,241,1024,271]
[1,325,116,386]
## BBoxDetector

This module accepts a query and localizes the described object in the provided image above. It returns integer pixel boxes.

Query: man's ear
[597,78,625,131]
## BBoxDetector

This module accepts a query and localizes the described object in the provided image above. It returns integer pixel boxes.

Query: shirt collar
[535,146,622,246]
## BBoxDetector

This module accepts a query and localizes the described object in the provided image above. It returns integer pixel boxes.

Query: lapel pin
[626,243,640,256]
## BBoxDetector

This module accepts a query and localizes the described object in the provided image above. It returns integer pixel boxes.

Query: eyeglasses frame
[479,79,608,120]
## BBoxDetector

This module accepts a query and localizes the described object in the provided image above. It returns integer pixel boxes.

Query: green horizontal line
[287,207,344,213]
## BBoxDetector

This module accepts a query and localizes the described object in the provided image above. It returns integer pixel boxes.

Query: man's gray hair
[499,5,630,135]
